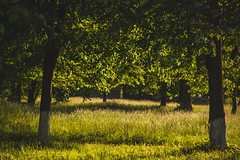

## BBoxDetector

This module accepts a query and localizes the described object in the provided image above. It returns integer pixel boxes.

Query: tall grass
[0,98,239,159]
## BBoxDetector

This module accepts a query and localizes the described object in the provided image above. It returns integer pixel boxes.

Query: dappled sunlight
[0,99,239,159]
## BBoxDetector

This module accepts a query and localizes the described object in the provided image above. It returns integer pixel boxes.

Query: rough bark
[205,38,227,148]
[38,39,59,145]
[209,118,227,147]
[27,80,37,107]
[160,82,167,106]
[179,80,192,111]
[38,111,50,145]
[231,85,237,114]
[204,0,227,148]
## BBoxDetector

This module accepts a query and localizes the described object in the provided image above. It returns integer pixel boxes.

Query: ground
[0,97,239,159]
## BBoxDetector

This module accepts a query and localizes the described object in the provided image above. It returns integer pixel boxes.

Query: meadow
[0,97,239,159]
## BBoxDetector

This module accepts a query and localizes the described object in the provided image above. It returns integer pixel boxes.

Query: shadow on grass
[174,141,240,159]
[48,134,167,146]
[50,102,171,114]
[1,132,167,149]
[0,132,38,149]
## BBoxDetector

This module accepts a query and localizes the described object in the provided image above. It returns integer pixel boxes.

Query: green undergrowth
[0,99,239,159]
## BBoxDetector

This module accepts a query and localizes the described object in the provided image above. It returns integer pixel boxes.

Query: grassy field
[0,97,239,159]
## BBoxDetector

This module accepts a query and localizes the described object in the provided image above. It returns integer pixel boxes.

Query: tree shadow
[174,142,240,159]
[48,134,167,148]
[50,102,170,114]
[1,131,167,150]
[0,132,38,148]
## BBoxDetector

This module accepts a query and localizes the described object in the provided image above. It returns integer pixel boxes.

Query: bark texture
[205,38,227,148]
[209,118,226,148]
[38,111,50,145]
[205,0,227,148]
[179,80,192,111]
[38,38,59,145]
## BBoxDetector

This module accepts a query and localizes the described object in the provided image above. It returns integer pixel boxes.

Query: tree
[138,0,240,147]
[36,0,104,145]
[223,45,240,114]
[179,80,192,111]
[0,0,109,144]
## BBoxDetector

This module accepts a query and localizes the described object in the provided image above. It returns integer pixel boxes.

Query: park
[0,0,240,159]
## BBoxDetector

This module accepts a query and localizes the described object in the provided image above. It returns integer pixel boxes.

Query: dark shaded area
[48,134,167,146]
[160,82,167,106]
[0,132,166,148]
[102,92,107,102]
[192,96,209,105]
[0,132,38,145]
[123,85,163,101]
[232,85,238,114]
[50,102,168,114]
[177,142,240,159]
[27,80,38,107]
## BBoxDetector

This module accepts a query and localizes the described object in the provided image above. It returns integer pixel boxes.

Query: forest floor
[0,97,239,159]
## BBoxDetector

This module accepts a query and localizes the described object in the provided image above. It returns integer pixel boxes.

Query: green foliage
[1,0,240,105]
[0,99,239,159]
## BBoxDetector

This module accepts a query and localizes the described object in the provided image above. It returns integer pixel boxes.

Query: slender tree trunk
[205,38,227,148]
[8,84,16,102]
[16,82,21,103]
[28,80,37,107]
[231,85,237,114]
[179,80,192,111]
[160,82,167,106]
[38,39,59,145]
[103,92,107,102]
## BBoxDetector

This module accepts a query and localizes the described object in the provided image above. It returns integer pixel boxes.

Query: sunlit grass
[0,98,239,159]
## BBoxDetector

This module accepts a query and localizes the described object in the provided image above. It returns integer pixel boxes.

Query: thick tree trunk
[103,92,107,102]
[38,39,59,145]
[205,38,227,148]
[231,85,237,114]
[179,80,192,111]
[205,0,227,148]
[160,82,167,106]
[27,80,37,107]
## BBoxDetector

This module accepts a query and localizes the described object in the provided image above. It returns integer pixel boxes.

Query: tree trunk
[205,0,227,148]
[38,39,59,145]
[8,83,16,102]
[179,80,192,111]
[27,80,37,107]
[205,38,227,148]
[16,82,21,103]
[103,91,107,102]
[160,82,167,106]
[231,85,237,114]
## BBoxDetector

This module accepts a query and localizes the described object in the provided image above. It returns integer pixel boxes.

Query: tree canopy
[1,0,240,148]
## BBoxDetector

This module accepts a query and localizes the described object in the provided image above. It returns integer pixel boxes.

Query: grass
[0,97,239,159]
